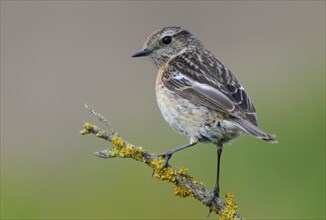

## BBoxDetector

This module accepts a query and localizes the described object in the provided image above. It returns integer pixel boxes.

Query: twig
[80,104,243,220]
[84,103,119,136]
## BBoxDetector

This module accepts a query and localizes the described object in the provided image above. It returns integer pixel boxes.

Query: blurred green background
[1,1,325,219]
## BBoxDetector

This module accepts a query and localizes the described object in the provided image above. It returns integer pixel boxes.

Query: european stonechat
[132,26,277,205]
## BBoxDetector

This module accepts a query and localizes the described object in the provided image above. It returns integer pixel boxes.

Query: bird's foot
[207,184,220,216]
[157,151,174,168]
[151,152,173,177]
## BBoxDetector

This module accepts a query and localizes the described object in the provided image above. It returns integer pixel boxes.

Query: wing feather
[161,47,258,126]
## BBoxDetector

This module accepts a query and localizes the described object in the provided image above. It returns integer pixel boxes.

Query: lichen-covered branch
[80,104,243,220]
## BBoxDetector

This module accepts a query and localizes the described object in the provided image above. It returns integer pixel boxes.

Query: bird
[131,26,277,206]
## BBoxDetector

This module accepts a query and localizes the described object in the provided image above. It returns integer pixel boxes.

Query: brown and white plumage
[160,45,276,143]
[132,26,277,203]
[134,26,276,145]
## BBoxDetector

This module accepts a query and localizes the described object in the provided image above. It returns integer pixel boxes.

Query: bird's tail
[231,117,277,144]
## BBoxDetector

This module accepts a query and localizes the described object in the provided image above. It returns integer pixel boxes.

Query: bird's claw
[157,152,173,168]
[151,152,173,177]
[207,185,220,216]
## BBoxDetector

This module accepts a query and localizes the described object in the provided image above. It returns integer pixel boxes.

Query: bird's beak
[131,48,152,57]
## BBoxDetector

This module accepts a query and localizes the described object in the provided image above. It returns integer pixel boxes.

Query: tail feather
[231,117,277,144]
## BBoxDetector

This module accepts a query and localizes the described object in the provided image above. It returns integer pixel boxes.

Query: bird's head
[132,26,200,68]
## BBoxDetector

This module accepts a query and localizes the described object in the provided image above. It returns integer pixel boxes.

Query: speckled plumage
[132,26,277,202]
[156,63,243,145]
[134,26,276,145]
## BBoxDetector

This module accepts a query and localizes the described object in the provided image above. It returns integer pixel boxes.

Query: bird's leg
[157,141,198,167]
[208,143,223,212]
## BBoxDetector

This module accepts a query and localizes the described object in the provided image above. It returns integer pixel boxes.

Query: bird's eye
[162,36,172,45]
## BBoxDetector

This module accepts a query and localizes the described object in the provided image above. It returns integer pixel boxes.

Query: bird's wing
[161,48,258,126]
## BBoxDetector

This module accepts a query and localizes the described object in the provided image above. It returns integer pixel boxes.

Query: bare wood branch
[80,104,243,220]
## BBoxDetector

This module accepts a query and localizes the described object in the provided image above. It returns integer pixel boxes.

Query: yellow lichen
[123,145,134,155]
[219,193,239,220]
[132,146,146,162]
[174,184,194,198]
[150,157,165,170]
[108,143,145,162]
[153,167,177,182]
[83,122,95,130]
[151,158,177,183]
[112,136,124,148]
[177,167,188,175]
[95,132,102,137]
[80,129,90,135]
[192,180,205,186]
[109,147,119,157]
[81,123,96,134]
[115,144,131,157]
